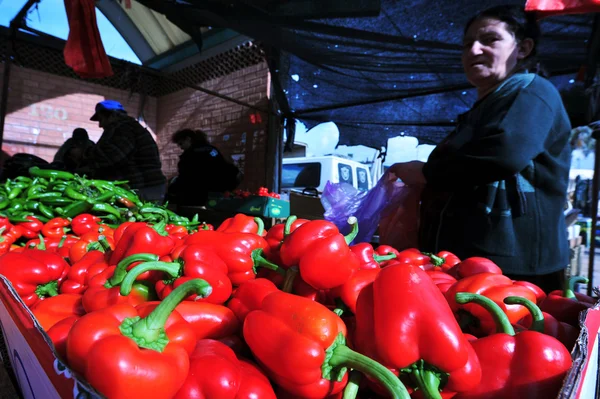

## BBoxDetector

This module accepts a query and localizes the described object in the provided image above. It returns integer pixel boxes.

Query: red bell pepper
[31,293,85,331]
[279,218,360,290]
[16,216,43,239]
[436,250,461,271]
[244,291,411,399]
[540,276,594,326]
[373,245,401,267]
[350,243,396,270]
[237,359,277,399]
[354,263,481,398]
[394,248,445,270]
[264,216,309,265]
[71,213,101,236]
[227,278,279,323]
[41,217,71,239]
[109,221,176,267]
[508,296,579,350]
[330,268,379,313]
[184,230,283,286]
[67,279,211,399]
[23,234,77,256]
[0,249,70,307]
[60,250,109,294]
[217,214,267,236]
[447,257,503,279]
[69,230,114,264]
[513,280,547,304]
[0,225,23,254]
[173,301,240,341]
[426,270,458,294]
[173,339,277,399]
[165,224,189,240]
[113,221,135,243]
[454,293,572,399]
[82,253,164,312]
[47,316,78,361]
[445,273,537,336]
[154,244,232,305]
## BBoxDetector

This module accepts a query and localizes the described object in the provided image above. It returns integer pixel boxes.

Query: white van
[282,156,373,194]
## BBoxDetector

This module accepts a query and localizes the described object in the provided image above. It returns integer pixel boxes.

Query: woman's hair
[465,5,542,74]
[171,129,211,146]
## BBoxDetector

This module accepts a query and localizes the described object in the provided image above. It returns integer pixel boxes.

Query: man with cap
[77,100,167,203]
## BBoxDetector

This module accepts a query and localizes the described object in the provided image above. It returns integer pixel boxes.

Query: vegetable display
[0,197,591,399]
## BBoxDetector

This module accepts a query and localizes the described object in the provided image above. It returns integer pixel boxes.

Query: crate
[206,195,290,218]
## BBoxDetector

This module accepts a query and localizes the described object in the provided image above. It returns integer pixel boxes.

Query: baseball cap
[90,100,126,121]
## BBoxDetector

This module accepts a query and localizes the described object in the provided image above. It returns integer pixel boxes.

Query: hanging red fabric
[63,0,113,78]
[526,0,600,17]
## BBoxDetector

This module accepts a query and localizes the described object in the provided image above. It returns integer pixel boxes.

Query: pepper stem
[251,248,286,276]
[253,217,265,236]
[455,292,515,336]
[342,370,362,399]
[97,235,112,252]
[373,253,397,263]
[504,296,545,333]
[119,279,212,352]
[151,220,169,237]
[120,261,182,296]
[35,281,58,298]
[57,235,68,249]
[37,234,46,250]
[344,217,359,245]
[105,253,159,288]
[422,252,445,267]
[282,266,298,293]
[284,215,297,236]
[410,366,442,399]
[325,334,411,399]
[564,276,588,300]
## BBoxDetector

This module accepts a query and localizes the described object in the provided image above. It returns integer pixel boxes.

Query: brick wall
[0,64,157,162]
[156,62,270,191]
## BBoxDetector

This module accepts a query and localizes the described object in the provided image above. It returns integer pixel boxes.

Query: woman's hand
[388,161,427,185]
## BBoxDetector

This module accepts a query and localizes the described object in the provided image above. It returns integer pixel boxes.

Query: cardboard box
[289,189,325,220]
[0,276,100,399]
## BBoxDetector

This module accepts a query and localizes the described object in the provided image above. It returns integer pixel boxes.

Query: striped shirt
[80,115,166,189]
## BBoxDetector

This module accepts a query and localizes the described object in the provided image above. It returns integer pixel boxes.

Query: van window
[282,163,322,188]
[338,163,353,185]
[357,167,369,191]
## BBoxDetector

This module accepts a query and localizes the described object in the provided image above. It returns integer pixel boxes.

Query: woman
[167,129,240,206]
[389,5,571,292]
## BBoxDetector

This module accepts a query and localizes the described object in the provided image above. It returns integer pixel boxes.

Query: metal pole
[0,0,40,148]
[588,131,600,295]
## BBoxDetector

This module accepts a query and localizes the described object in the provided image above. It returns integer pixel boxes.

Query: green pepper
[28,166,74,180]
[40,198,73,206]
[90,190,114,203]
[24,201,40,211]
[91,203,122,219]
[28,192,63,200]
[65,186,89,201]
[2,212,34,223]
[62,200,94,218]
[38,203,55,219]
[26,184,45,198]
[7,187,23,200]
[7,200,25,212]
[0,198,10,210]
[14,176,33,184]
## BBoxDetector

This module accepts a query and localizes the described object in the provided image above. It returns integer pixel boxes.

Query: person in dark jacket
[53,128,95,171]
[77,100,167,203]
[167,129,240,206]
[389,5,571,292]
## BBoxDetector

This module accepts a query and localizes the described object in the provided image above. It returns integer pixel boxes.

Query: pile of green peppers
[0,167,200,228]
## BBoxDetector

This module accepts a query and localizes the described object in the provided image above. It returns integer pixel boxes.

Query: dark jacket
[78,115,166,189]
[420,73,571,275]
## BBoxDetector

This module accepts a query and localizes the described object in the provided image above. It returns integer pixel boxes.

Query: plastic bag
[322,171,420,246]
[378,182,423,251]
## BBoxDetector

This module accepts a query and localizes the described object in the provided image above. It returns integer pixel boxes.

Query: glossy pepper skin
[354,263,481,398]
[68,230,114,264]
[66,279,211,399]
[16,216,43,239]
[70,213,101,236]
[454,293,572,399]
[184,230,282,286]
[31,293,85,331]
[0,225,23,254]
[445,273,537,336]
[217,214,267,236]
[0,249,70,307]
[109,221,176,267]
[426,270,458,295]
[41,217,71,239]
[60,250,109,294]
[513,280,547,304]
[244,291,411,399]
[264,216,309,265]
[173,339,277,399]
[173,301,240,341]
[330,268,379,313]
[394,248,445,270]
[227,278,279,323]
[447,257,502,279]
[47,316,78,360]
[279,219,360,290]
[350,243,397,270]
[540,276,594,326]
[155,245,232,305]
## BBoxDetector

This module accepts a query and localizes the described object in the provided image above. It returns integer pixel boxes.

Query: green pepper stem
[152,220,169,237]
[57,235,68,249]
[344,217,359,245]
[105,253,159,288]
[37,234,46,251]
[504,296,545,333]
[35,281,59,298]
[282,266,298,293]
[253,217,265,236]
[411,368,442,399]
[373,253,396,263]
[564,276,588,300]
[97,236,112,252]
[422,252,445,267]
[342,370,362,399]
[120,261,182,296]
[284,215,297,236]
[329,344,411,399]
[251,248,286,276]
[456,292,515,336]
[121,279,212,352]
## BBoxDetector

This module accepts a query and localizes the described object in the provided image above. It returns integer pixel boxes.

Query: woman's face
[462,18,521,91]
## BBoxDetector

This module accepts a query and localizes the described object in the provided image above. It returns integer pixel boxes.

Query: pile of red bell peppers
[0,212,594,399]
